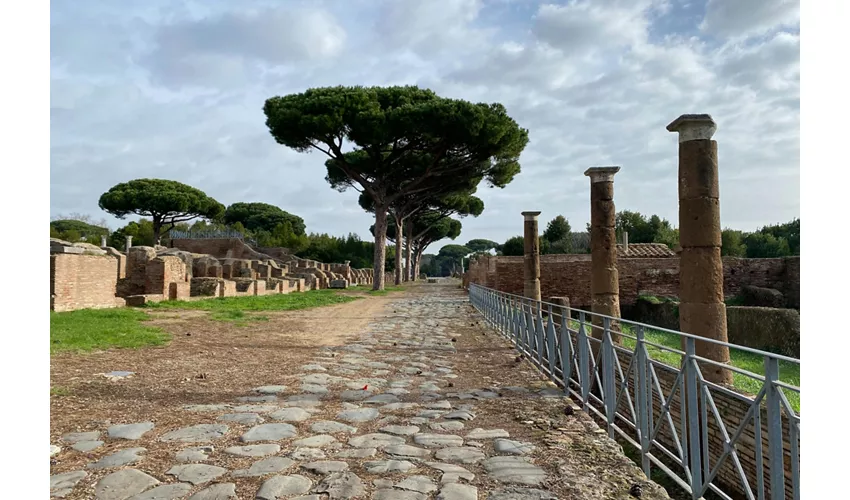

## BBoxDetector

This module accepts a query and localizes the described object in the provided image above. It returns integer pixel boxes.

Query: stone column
[100,235,108,248]
[125,235,133,252]
[667,114,732,385]
[522,211,542,302]
[585,167,621,344]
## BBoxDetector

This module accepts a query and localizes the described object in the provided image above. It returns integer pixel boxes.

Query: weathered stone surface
[237,395,278,403]
[434,446,486,464]
[443,410,475,421]
[396,475,438,493]
[107,422,155,440]
[269,407,312,422]
[232,404,278,413]
[315,472,366,499]
[415,410,444,419]
[379,425,420,436]
[187,483,237,500]
[382,403,419,411]
[465,428,510,439]
[255,385,287,394]
[160,424,229,443]
[349,433,405,449]
[364,460,416,473]
[384,444,432,459]
[72,440,105,452]
[336,447,377,458]
[494,439,536,455]
[88,447,146,469]
[95,469,159,500]
[233,456,295,477]
[311,420,358,434]
[426,462,475,483]
[184,403,232,412]
[240,423,297,442]
[62,431,101,443]
[302,364,328,372]
[436,483,478,500]
[290,447,327,460]
[217,412,264,425]
[336,408,380,422]
[487,487,559,500]
[127,483,193,500]
[413,433,464,448]
[223,444,280,457]
[292,434,338,448]
[256,474,313,499]
[300,384,330,395]
[50,470,87,498]
[482,456,547,485]
[426,401,453,410]
[429,421,464,431]
[166,464,227,485]
[176,446,214,462]
[372,490,426,500]
[364,394,399,404]
[301,460,349,474]
[340,390,372,401]
[51,444,61,456]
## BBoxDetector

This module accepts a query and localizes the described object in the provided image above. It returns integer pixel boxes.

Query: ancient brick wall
[145,256,188,296]
[469,255,799,310]
[50,254,122,312]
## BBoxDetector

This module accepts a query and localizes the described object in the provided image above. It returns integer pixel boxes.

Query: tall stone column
[522,211,542,303]
[125,235,133,252]
[585,167,621,344]
[667,114,732,385]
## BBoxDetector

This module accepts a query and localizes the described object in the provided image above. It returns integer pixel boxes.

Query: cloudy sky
[50,0,799,252]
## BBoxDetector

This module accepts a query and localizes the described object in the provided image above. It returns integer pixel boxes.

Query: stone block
[679,247,724,303]
[51,243,85,254]
[590,265,619,295]
[678,140,719,199]
[590,180,614,201]
[678,197,722,247]
[169,282,190,300]
[330,279,348,289]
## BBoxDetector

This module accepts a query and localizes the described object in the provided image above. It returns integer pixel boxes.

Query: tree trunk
[372,205,389,291]
[394,215,404,286]
[414,246,424,280]
[152,217,162,246]
[405,222,413,282]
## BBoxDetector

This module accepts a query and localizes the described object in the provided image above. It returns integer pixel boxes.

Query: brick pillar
[667,114,732,385]
[521,211,542,302]
[585,166,621,344]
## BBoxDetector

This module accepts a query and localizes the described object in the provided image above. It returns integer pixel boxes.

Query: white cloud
[49,0,800,252]
[700,0,799,38]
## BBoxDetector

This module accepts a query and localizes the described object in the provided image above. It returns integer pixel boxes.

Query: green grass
[366,285,406,296]
[50,308,170,354]
[145,289,360,312]
[209,310,270,327]
[50,386,71,396]
[616,323,800,412]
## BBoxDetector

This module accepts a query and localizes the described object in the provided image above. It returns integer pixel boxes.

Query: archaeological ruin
[50,236,381,313]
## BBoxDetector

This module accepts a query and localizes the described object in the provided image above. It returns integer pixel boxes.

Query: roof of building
[616,243,677,258]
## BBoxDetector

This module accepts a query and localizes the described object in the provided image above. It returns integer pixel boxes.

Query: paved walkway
[50,281,668,499]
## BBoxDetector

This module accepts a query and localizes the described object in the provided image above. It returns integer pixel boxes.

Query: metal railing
[468,284,800,500]
[168,230,257,246]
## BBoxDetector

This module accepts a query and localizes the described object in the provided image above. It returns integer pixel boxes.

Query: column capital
[522,211,541,221]
[666,114,716,142]
[584,166,620,183]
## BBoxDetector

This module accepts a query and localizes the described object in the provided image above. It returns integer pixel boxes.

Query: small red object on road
[362,385,368,390]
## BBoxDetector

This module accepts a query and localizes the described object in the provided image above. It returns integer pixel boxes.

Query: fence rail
[168,230,257,246]
[468,283,800,500]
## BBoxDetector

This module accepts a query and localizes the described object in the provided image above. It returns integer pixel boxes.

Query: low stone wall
[727,306,800,358]
[50,253,124,312]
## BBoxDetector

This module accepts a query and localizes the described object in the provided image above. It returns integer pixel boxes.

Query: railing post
[536,303,544,367]
[684,337,703,497]
[560,309,572,394]
[602,317,616,438]
[546,304,556,378]
[635,325,651,476]
[578,312,590,409]
[765,357,786,500]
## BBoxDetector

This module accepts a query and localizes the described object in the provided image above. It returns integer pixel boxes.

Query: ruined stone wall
[50,254,123,312]
[467,255,799,309]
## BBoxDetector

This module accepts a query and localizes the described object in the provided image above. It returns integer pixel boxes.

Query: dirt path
[50,282,669,499]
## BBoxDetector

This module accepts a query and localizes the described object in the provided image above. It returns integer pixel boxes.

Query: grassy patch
[146,289,360,312]
[617,323,800,412]
[210,310,270,327]
[50,386,71,396]
[724,295,746,306]
[50,308,170,354]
